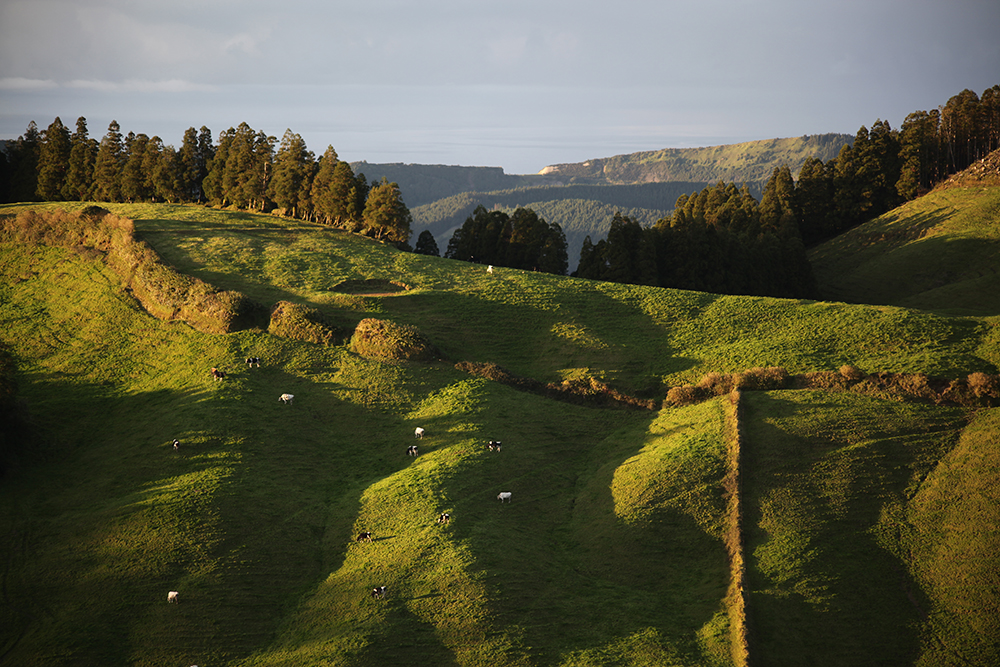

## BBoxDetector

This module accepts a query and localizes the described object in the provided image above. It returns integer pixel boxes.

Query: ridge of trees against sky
[1,85,997,298]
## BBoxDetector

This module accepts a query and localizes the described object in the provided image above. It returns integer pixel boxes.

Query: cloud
[67,79,218,93]
[0,77,58,90]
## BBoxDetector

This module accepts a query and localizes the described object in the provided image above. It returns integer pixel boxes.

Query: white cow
[414,427,425,439]
[279,393,294,404]
[487,265,494,275]
[168,591,179,603]
[497,491,512,503]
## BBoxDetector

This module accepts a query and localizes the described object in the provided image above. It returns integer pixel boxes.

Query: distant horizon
[2,1,997,175]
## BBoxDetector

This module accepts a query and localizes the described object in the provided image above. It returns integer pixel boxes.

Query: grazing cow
[356,531,374,542]
[279,393,294,405]
[414,427,425,439]
[245,356,261,368]
[167,591,179,604]
[173,439,180,451]
[488,440,502,452]
[407,445,418,457]
[437,512,451,524]
[210,367,226,381]
[497,491,512,503]
[371,586,387,599]
[487,265,494,275]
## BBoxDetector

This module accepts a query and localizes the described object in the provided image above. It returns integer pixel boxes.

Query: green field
[1,198,998,666]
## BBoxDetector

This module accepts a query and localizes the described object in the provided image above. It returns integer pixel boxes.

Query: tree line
[0,119,412,244]
[2,84,996,296]
[574,84,1000,297]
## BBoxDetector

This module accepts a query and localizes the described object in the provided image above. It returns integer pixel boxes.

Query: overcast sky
[2,0,998,174]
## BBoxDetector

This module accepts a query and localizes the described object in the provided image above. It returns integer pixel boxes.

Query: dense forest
[2,85,997,296]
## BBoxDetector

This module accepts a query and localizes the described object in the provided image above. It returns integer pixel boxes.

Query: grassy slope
[1,201,998,666]
[809,185,1000,317]
[739,390,998,666]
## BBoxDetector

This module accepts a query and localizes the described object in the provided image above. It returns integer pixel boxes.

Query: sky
[1,0,998,175]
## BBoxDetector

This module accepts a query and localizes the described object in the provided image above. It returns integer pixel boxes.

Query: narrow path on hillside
[723,390,750,667]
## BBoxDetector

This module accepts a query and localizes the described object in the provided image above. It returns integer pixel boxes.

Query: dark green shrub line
[667,366,1000,408]
[455,361,659,410]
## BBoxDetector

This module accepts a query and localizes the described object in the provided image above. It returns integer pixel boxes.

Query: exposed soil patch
[332,278,410,296]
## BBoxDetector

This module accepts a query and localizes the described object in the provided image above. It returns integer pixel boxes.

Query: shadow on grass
[739,392,964,666]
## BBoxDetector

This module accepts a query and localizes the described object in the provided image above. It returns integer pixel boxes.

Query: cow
[488,440,502,452]
[487,265,494,275]
[407,445,418,456]
[414,427,425,439]
[371,586,387,599]
[437,512,451,524]
[279,393,294,405]
[173,439,180,451]
[210,367,226,381]
[245,356,261,368]
[497,491,512,503]
[167,591,179,604]
[356,531,374,542]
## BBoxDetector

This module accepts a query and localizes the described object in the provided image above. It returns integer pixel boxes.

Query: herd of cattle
[168,357,513,608]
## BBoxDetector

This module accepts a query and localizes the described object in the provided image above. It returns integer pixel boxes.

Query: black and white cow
[371,586,387,599]
[356,531,374,542]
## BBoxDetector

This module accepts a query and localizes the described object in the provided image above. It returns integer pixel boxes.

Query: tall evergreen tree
[6,121,41,202]
[62,117,97,201]
[269,129,314,218]
[36,117,71,200]
[414,230,441,256]
[896,110,940,200]
[758,165,795,231]
[120,132,152,202]
[362,178,412,243]
[92,120,125,202]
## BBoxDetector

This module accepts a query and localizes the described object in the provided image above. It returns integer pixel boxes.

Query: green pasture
[810,185,1000,317]
[2,201,998,666]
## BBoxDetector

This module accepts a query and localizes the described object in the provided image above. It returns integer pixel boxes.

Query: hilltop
[536,134,852,185]
[1,197,998,666]
[810,148,1000,316]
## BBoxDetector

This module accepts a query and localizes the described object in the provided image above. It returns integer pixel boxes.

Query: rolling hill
[1,193,998,666]
[810,149,1000,316]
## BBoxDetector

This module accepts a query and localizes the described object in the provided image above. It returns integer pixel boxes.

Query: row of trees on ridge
[0,119,412,244]
[1,84,997,296]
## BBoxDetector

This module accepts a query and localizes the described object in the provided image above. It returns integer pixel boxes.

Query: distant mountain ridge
[538,133,853,184]
[352,134,853,208]
[355,134,853,269]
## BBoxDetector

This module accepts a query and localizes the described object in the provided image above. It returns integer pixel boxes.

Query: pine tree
[92,120,125,202]
[62,117,97,201]
[414,230,440,256]
[269,130,314,218]
[6,121,41,202]
[36,117,71,200]
[362,178,412,243]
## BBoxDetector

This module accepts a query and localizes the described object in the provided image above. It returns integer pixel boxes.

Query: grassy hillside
[809,185,1000,316]
[538,135,851,187]
[1,201,998,666]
